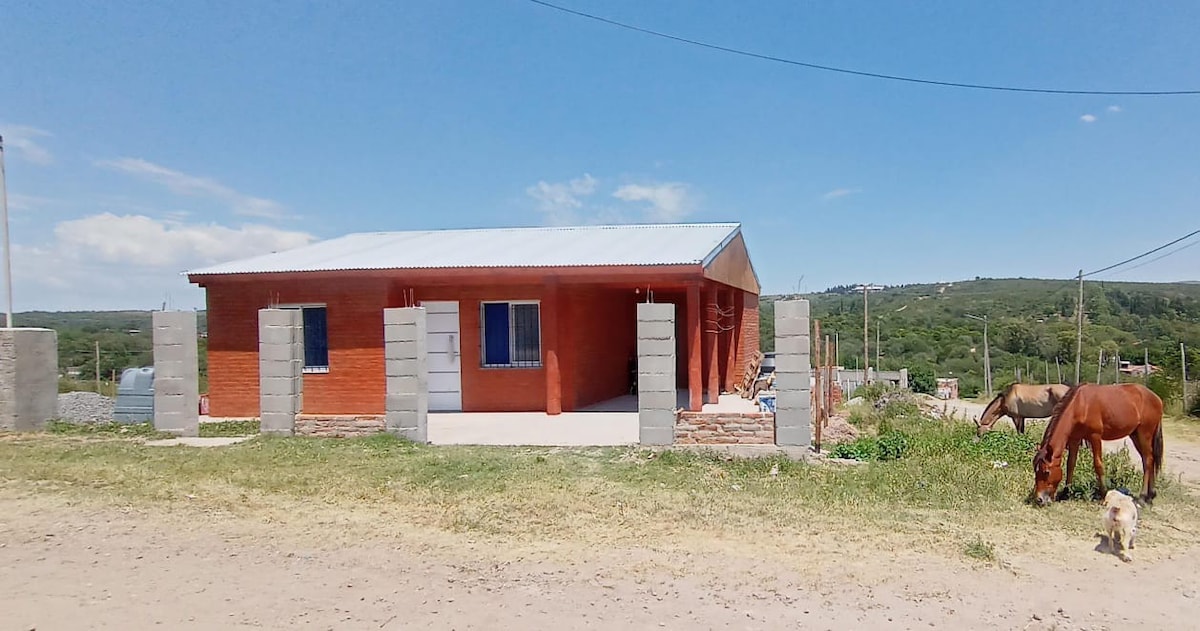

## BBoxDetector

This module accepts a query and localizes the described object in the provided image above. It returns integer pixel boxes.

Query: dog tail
[1153,422,1164,479]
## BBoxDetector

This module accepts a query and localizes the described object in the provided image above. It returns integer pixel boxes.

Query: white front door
[422,301,463,411]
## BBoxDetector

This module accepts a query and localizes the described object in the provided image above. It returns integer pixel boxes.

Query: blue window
[301,306,329,372]
[481,301,541,368]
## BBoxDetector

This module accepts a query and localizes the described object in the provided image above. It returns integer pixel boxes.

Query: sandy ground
[5,408,1200,630]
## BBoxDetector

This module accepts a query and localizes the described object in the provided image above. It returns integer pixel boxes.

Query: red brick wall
[560,287,638,410]
[675,411,774,444]
[204,278,648,416]
[736,291,761,382]
[204,277,389,417]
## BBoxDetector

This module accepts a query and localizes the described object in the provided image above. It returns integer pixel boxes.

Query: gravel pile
[57,392,116,424]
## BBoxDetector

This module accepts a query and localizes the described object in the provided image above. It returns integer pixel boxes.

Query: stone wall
[295,414,385,438]
[675,411,775,445]
[0,328,58,431]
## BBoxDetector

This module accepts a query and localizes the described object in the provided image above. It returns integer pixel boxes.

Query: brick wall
[561,286,638,410]
[295,414,384,437]
[675,411,775,445]
[736,291,760,379]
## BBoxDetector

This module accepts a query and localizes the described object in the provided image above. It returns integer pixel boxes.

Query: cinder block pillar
[637,303,677,446]
[152,312,200,437]
[384,307,428,443]
[774,300,812,448]
[0,328,58,431]
[259,308,303,436]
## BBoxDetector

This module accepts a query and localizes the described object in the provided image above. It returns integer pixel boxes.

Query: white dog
[1101,489,1139,563]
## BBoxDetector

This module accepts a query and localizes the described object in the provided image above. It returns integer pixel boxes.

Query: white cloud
[1080,114,1098,123]
[96,157,287,219]
[822,188,861,201]
[12,214,315,310]
[525,174,598,225]
[7,194,58,212]
[1107,105,1122,113]
[1,124,54,165]
[612,182,694,222]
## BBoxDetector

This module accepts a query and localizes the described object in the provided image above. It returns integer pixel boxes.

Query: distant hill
[14,311,207,383]
[761,278,1200,398]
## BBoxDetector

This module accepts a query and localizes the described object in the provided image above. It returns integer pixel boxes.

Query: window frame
[277,303,330,374]
[479,300,542,369]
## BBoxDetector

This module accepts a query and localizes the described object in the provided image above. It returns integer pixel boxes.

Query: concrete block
[259,325,298,346]
[774,300,810,319]
[638,355,676,376]
[775,389,813,413]
[774,336,812,355]
[637,411,674,443]
[152,343,194,364]
[259,308,301,328]
[260,376,299,397]
[0,328,59,431]
[774,354,812,374]
[637,374,675,392]
[154,377,190,397]
[258,342,296,363]
[383,307,426,326]
[636,321,676,341]
[388,340,420,361]
[774,424,812,448]
[636,337,675,357]
[636,303,675,323]
[384,323,421,344]
[637,389,676,411]
[152,312,199,437]
[387,375,423,396]
[385,358,423,378]
[774,371,811,392]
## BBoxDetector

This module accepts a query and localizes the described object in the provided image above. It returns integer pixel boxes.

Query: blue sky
[2,1,1198,310]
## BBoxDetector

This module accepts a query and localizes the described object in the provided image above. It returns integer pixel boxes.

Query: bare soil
[5,414,1200,630]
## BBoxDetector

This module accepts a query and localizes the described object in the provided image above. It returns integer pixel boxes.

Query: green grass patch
[3,418,1198,557]
[46,420,173,439]
[963,536,996,562]
[199,420,260,437]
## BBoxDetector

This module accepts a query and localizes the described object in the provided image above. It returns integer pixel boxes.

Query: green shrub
[908,365,936,395]
[829,430,912,462]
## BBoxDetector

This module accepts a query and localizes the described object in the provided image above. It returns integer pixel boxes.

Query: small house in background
[936,377,959,400]
[1118,360,1159,377]
[188,223,761,418]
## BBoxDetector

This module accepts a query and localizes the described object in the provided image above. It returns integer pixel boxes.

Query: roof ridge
[351,222,741,236]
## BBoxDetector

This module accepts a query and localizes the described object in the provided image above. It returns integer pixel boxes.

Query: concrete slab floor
[579,390,762,414]
[428,411,638,447]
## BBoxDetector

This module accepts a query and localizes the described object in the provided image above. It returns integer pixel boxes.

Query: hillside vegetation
[760,278,1200,404]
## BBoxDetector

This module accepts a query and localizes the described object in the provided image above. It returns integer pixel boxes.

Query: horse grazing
[1032,383,1164,507]
[976,383,1071,436]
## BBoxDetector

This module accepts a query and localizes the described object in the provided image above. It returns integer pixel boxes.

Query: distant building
[1118,361,1159,377]
[936,378,960,400]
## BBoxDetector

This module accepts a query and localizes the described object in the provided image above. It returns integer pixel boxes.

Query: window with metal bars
[481,301,541,368]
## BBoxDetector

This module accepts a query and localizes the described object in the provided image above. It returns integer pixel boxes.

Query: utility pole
[1075,270,1085,384]
[966,313,992,398]
[1144,347,1150,381]
[0,135,13,328]
[834,332,839,368]
[1045,360,1050,385]
[1114,351,1120,384]
[875,317,881,372]
[94,341,101,394]
[863,284,870,385]
[1184,343,1190,411]
[1055,356,1063,383]
[1097,349,1104,384]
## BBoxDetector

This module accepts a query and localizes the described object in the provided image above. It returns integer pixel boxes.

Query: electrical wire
[1098,238,1200,278]
[1082,228,1200,278]
[527,0,1200,96]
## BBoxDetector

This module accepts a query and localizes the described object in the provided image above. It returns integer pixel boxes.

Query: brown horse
[1032,383,1164,507]
[976,383,1071,436]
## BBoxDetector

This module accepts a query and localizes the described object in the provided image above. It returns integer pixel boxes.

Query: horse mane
[1040,383,1085,445]
[979,391,1005,421]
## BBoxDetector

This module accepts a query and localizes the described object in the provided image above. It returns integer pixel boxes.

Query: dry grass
[2,419,1199,567]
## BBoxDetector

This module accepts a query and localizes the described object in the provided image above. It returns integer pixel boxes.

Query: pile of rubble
[56,392,115,424]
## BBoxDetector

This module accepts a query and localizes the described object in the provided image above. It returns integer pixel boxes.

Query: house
[936,378,959,400]
[187,223,761,417]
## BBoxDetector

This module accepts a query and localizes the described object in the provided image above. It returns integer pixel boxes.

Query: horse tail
[1153,421,1164,479]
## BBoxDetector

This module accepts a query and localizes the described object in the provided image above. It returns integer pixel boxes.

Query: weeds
[963,537,996,562]
[199,420,260,437]
[46,420,172,439]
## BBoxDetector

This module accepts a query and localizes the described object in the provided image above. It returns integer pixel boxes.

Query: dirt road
[3,488,1200,631]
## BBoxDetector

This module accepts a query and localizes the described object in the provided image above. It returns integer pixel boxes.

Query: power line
[1082,229,1200,278]
[527,0,1200,96]
[1101,238,1200,278]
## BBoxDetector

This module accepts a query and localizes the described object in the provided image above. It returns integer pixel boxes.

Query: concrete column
[686,283,702,412]
[774,299,812,448]
[259,308,303,436]
[152,312,200,437]
[0,328,58,431]
[637,303,677,446]
[705,284,720,405]
[384,307,428,443]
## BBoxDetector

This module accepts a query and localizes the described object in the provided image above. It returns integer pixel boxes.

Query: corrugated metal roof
[187,223,743,276]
